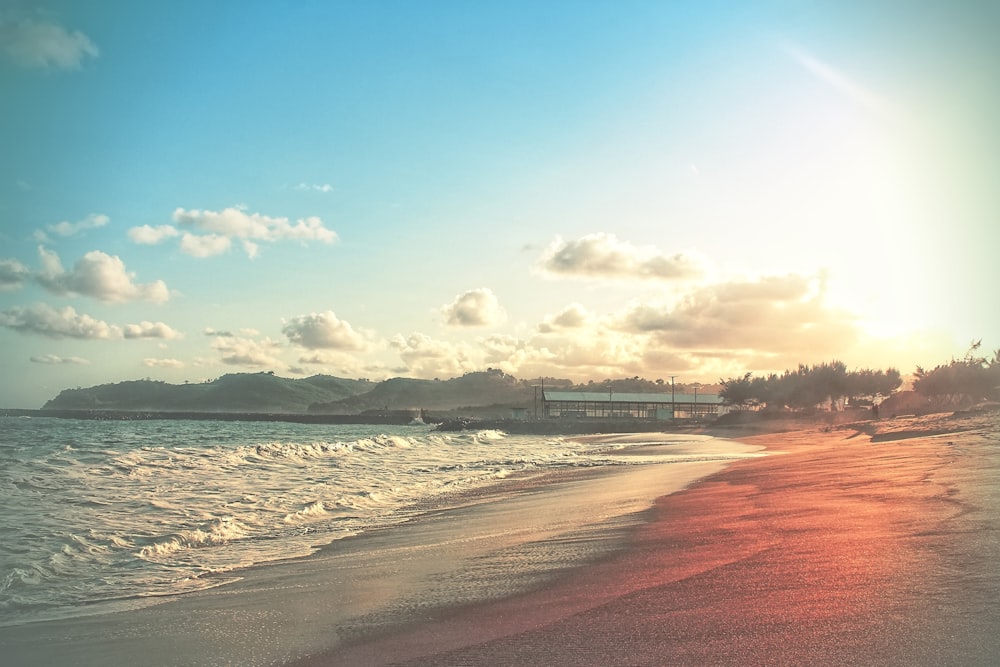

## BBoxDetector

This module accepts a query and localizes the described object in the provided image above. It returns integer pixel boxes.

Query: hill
[42,373,373,413]
[41,370,709,416]
[306,370,534,414]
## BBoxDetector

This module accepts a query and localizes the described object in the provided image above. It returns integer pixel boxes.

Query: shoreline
[0,432,754,666]
[300,409,1000,666]
[1,411,994,665]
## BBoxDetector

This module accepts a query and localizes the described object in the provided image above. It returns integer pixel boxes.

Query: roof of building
[543,390,722,405]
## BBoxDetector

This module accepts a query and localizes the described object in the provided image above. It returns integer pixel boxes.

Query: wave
[4,420,758,626]
[137,517,249,560]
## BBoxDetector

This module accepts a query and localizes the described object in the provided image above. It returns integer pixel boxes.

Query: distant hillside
[307,370,534,414]
[42,373,374,413]
[42,370,709,416]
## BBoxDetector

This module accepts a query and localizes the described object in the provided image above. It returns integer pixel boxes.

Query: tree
[719,372,756,408]
[717,361,904,412]
[914,340,998,404]
[846,368,902,402]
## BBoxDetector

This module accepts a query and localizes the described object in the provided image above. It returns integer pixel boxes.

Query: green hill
[42,373,374,413]
[307,370,535,414]
[41,370,683,416]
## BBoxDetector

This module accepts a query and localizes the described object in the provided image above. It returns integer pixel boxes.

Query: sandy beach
[302,410,1000,666]
[1,411,996,666]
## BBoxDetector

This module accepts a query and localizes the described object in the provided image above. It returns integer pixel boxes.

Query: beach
[302,410,1000,666]
[2,411,997,666]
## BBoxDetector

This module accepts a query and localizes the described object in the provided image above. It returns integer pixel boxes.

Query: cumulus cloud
[127,207,338,259]
[441,288,506,327]
[296,351,376,378]
[0,16,99,69]
[479,327,646,381]
[615,273,859,356]
[390,332,477,378]
[128,224,180,245]
[30,354,90,365]
[35,247,170,303]
[0,303,121,339]
[282,311,371,351]
[0,258,30,290]
[538,233,705,281]
[464,273,862,383]
[171,207,338,257]
[538,303,592,333]
[211,335,284,368]
[123,321,182,340]
[179,232,231,258]
[142,358,184,368]
[35,213,109,242]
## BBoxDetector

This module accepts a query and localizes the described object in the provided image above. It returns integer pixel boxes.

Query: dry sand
[302,410,1000,666]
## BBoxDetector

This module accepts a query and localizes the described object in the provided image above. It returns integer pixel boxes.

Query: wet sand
[303,411,1000,666]
[0,437,752,666]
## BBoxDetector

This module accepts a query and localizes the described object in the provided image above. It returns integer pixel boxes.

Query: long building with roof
[540,390,724,420]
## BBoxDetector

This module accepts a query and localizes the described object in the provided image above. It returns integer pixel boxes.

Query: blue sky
[1,1,996,407]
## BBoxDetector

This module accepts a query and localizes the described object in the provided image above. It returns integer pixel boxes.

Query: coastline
[0,432,753,666]
[1,411,994,665]
[300,409,999,666]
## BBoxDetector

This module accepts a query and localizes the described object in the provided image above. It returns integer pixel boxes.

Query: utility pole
[540,378,545,419]
[669,375,677,419]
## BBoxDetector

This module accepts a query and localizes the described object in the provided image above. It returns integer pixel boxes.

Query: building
[541,390,724,420]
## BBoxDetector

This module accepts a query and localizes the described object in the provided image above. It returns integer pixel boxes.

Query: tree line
[718,361,901,410]
[912,341,1000,405]
[719,341,1000,411]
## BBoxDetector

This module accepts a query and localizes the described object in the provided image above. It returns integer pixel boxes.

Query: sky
[1,1,997,408]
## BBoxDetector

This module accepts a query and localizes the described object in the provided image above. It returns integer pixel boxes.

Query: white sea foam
[0,417,758,627]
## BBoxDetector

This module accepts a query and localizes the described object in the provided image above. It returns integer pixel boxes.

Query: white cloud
[782,43,892,118]
[614,273,859,356]
[467,274,862,382]
[282,311,371,351]
[0,258,30,290]
[172,207,338,258]
[128,224,180,245]
[441,288,506,327]
[0,303,121,339]
[179,232,232,258]
[241,240,260,259]
[35,247,170,303]
[142,358,184,368]
[123,321,182,340]
[0,17,99,70]
[479,327,646,381]
[538,233,705,281]
[537,303,592,333]
[390,332,478,378]
[293,183,334,193]
[211,335,285,368]
[296,351,374,377]
[30,353,90,365]
[43,213,109,238]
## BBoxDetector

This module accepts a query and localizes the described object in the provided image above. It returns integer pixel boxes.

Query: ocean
[0,416,754,630]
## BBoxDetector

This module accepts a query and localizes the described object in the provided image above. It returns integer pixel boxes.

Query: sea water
[0,416,748,627]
